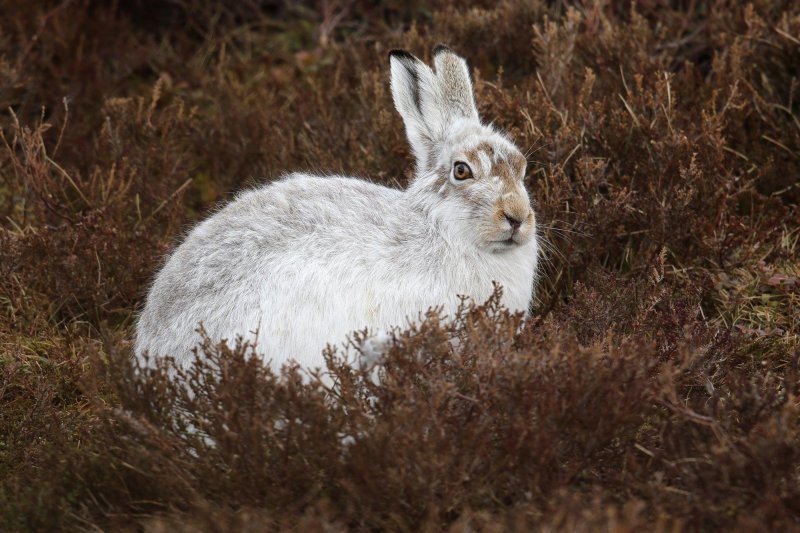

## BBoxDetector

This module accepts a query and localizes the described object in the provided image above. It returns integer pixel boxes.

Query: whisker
[537,236,566,263]
[538,224,590,237]
[524,140,553,160]
[525,159,548,168]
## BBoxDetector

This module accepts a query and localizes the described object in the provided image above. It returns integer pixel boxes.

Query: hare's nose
[504,213,522,231]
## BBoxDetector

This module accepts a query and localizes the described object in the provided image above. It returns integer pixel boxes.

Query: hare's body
[136,46,540,372]
[135,174,538,370]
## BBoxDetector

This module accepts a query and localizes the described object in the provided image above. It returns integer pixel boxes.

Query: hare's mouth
[493,236,518,247]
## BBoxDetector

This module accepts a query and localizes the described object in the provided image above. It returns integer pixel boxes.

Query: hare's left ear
[432,45,479,122]
[390,49,446,172]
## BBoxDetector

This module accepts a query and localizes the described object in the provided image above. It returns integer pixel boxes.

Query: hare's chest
[456,248,538,314]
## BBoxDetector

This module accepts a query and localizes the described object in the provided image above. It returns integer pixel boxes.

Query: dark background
[1,1,798,530]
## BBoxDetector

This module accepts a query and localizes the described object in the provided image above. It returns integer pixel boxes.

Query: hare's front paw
[356,330,393,382]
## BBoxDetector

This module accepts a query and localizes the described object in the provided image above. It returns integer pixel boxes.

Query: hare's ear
[432,44,479,122]
[389,49,445,171]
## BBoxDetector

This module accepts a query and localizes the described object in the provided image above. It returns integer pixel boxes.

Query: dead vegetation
[1,0,799,530]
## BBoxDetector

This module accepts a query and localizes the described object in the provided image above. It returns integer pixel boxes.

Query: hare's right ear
[389,49,444,172]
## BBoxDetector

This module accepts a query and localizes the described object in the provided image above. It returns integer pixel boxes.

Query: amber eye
[453,161,473,180]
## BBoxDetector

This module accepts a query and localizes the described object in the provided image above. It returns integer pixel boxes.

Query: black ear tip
[388,49,416,63]
[433,43,453,56]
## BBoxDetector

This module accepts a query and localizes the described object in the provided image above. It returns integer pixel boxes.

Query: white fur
[135,46,540,373]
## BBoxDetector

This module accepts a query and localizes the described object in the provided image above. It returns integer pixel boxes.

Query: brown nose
[504,213,522,231]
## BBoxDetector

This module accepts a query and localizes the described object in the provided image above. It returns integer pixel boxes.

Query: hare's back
[174,173,404,272]
[231,173,402,238]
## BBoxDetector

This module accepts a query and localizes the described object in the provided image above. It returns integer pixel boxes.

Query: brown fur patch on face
[502,194,531,223]
[492,207,507,223]
[508,150,526,173]
[475,141,495,158]
[462,143,524,185]
[492,148,532,228]
[495,150,526,185]
[493,160,517,185]
[462,143,495,172]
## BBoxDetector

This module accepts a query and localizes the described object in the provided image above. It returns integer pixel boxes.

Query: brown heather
[1,1,799,530]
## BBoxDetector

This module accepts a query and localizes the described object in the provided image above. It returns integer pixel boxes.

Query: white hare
[135,45,539,372]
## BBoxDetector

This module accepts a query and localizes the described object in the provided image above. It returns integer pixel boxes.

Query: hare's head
[390,45,535,253]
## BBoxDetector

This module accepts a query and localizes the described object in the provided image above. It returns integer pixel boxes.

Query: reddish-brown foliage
[1,1,798,530]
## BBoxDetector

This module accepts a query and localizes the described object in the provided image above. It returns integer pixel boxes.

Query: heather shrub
[1,1,798,530]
